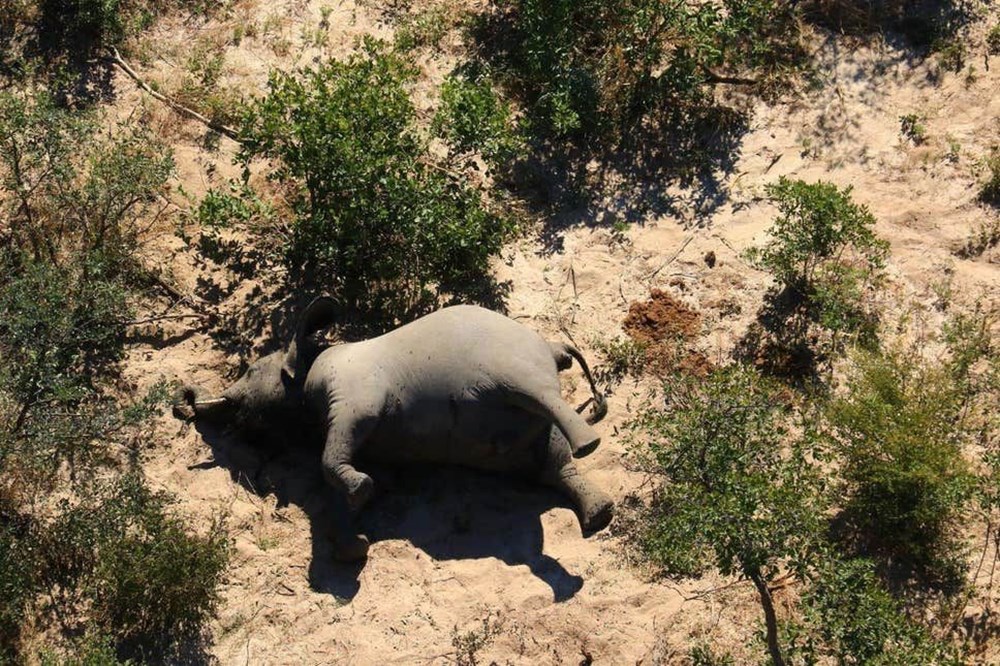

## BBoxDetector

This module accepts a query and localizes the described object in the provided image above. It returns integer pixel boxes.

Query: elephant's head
[174,296,337,433]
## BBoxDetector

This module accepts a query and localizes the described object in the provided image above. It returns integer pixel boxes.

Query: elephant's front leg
[321,413,377,511]
[539,427,613,534]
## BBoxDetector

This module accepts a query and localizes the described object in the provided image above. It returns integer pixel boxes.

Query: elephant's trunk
[173,385,233,422]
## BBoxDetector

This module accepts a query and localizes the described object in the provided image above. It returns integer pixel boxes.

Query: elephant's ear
[283,295,337,381]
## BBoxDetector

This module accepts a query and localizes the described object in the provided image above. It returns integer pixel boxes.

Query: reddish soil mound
[624,290,711,377]
[623,289,701,343]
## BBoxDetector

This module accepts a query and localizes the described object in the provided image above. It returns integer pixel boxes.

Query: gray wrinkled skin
[177,298,612,561]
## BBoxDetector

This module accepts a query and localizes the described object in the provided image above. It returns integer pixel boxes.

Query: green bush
[0,86,227,660]
[0,520,35,661]
[40,473,228,655]
[433,72,523,170]
[37,0,214,52]
[826,347,976,589]
[747,178,888,340]
[0,89,173,278]
[40,633,135,665]
[988,25,1000,55]
[189,182,279,275]
[629,365,824,665]
[688,645,735,666]
[980,149,1000,205]
[741,178,888,378]
[790,556,962,665]
[474,0,805,146]
[239,39,514,322]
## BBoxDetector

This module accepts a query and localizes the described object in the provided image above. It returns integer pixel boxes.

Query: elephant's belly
[361,400,549,473]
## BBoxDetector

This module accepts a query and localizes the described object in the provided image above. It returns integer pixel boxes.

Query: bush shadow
[202,273,514,369]
[733,285,824,386]
[505,105,751,256]
[189,421,586,604]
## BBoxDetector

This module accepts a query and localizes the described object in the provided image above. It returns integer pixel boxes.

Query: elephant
[175,297,613,561]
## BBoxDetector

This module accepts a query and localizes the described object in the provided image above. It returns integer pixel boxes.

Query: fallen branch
[127,312,210,326]
[646,234,695,280]
[702,65,758,86]
[105,47,241,142]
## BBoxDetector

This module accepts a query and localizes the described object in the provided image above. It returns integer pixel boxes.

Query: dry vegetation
[2,0,1000,663]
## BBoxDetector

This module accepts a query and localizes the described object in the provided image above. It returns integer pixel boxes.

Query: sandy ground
[110,2,1000,663]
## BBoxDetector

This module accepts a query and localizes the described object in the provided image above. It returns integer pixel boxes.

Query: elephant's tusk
[192,397,229,408]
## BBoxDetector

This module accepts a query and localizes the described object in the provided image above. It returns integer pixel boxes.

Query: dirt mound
[623,290,712,377]
[623,289,701,343]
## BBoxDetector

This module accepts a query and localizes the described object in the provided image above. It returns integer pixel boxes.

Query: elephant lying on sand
[175,297,612,560]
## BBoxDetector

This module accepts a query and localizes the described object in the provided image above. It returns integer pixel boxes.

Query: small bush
[0,85,227,660]
[827,347,976,589]
[40,633,134,665]
[59,474,228,654]
[980,149,1000,205]
[742,178,888,378]
[747,178,888,339]
[899,113,927,144]
[473,0,806,147]
[688,644,735,666]
[189,182,279,275]
[394,5,454,52]
[629,365,824,665]
[593,336,650,389]
[933,37,966,72]
[988,25,1000,55]
[239,39,514,322]
[433,72,523,170]
[37,0,214,53]
[0,520,35,661]
[790,556,962,664]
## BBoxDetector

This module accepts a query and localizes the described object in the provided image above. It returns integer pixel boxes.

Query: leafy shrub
[826,347,977,589]
[980,149,1000,205]
[988,25,1000,55]
[899,113,927,144]
[790,556,962,665]
[40,633,135,665]
[629,365,824,665]
[688,644,735,666]
[0,89,173,279]
[747,178,888,340]
[593,336,650,389]
[189,182,279,276]
[239,39,514,322]
[0,520,35,661]
[433,72,523,170]
[39,473,228,655]
[394,5,455,53]
[741,178,888,379]
[473,0,806,147]
[0,86,227,660]
[37,0,214,53]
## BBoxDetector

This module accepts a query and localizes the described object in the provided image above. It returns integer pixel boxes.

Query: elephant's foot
[325,463,375,511]
[544,461,614,535]
[579,492,614,535]
[570,434,601,459]
[331,532,370,562]
[344,471,374,511]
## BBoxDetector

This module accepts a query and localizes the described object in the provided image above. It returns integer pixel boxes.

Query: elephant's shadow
[191,423,585,603]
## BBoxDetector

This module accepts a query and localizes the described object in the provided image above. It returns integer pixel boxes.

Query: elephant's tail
[551,342,607,425]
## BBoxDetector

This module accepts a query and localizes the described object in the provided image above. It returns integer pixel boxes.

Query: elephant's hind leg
[514,389,601,458]
[321,414,376,511]
[539,428,613,534]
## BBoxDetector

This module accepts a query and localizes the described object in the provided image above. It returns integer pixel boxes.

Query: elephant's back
[384,305,554,371]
